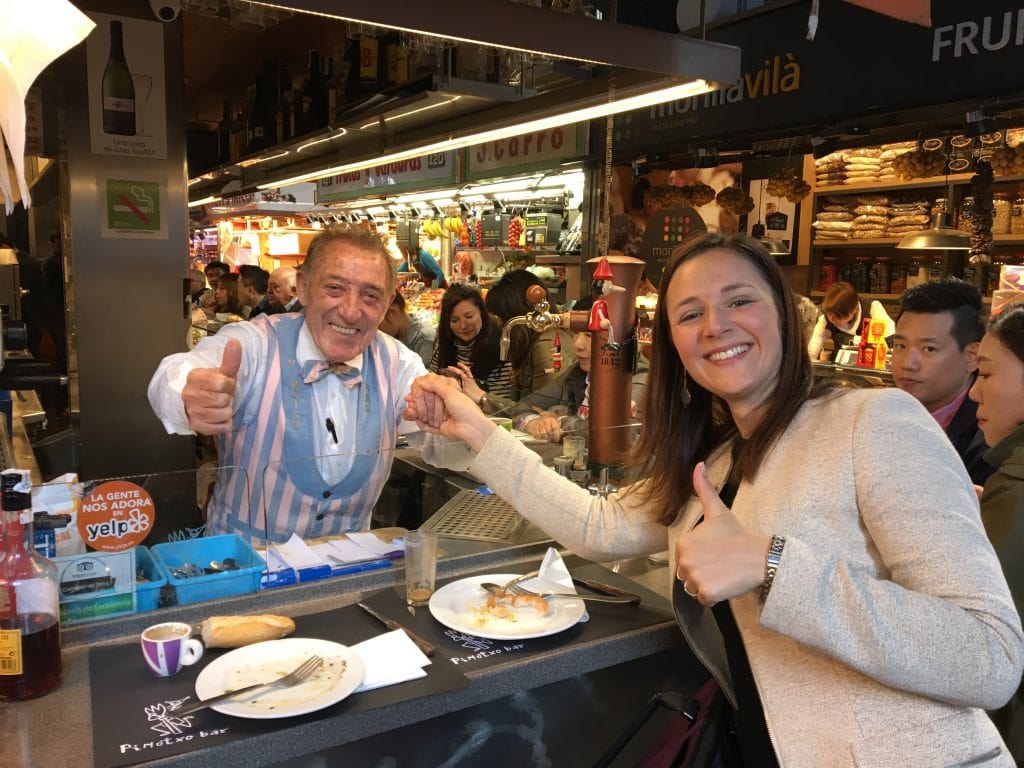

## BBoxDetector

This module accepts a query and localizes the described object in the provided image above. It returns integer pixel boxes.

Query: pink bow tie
[302,360,362,388]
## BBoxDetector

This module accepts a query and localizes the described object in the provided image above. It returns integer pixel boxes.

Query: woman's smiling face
[664,248,782,432]
[449,299,483,342]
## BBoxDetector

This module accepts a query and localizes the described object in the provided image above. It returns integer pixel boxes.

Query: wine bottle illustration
[102,20,136,136]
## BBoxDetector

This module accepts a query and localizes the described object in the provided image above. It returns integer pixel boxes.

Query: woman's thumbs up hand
[674,462,772,606]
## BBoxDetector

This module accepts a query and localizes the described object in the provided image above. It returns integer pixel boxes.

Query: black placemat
[89,605,469,768]
[360,558,673,673]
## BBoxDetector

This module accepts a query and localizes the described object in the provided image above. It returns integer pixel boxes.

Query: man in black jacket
[891,278,992,486]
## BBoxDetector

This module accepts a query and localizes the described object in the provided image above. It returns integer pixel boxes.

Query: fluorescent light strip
[236,150,291,168]
[249,1,606,67]
[357,97,461,131]
[297,128,348,153]
[188,196,220,207]
[258,79,710,190]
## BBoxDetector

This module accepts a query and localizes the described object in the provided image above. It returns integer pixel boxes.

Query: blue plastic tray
[151,534,265,606]
[134,545,167,612]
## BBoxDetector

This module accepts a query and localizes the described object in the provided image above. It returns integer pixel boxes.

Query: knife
[572,578,642,605]
[357,602,436,657]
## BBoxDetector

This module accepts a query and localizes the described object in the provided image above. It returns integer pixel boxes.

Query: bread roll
[200,614,296,648]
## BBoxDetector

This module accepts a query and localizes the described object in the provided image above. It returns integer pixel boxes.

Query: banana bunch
[421,217,464,238]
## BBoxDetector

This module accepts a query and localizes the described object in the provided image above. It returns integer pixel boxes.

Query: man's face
[378,302,405,338]
[266,272,295,308]
[297,244,390,362]
[239,283,258,307]
[891,311,978,412]
[206,269,225,290]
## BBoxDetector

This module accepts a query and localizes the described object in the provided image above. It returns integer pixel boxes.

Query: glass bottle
[958,196,975,233]
[1012,191,1024,235]
[993,192,1012,235]
[0,469,62,700]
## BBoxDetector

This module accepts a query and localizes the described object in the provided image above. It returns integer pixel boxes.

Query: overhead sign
[464,125,586,180]
[608,0,1024,153]
[316,151,457,203]
[24,88,43,157]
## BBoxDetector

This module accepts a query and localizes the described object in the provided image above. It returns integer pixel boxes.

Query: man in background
[891,277,992,486]
[238,265,271,318]
[189,268,210,307]
[378,291,435,365]
[267,265,302,313]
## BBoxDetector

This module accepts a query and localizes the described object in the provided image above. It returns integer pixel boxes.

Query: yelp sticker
[77,480,155,552]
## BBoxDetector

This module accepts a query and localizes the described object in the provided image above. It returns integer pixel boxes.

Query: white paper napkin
[352,629,431,692]
[535,547,588,623]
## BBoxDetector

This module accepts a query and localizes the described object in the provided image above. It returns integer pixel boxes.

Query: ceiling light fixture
[357,97,462,131]
[235,150,290,167]
[188,196,220,208]
[296,128,349,153]
[896,210,970,250]
[258,78,713,190]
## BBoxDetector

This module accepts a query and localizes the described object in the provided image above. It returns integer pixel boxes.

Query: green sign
[103,178,162,236]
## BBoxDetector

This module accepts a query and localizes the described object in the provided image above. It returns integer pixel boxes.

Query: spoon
[205,558,239,574]
[479,582,635,604]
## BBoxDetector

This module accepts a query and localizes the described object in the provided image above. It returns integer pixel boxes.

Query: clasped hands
[674,462,772,607]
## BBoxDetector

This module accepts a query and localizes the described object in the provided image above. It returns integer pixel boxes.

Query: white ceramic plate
[193,637,365,719]
[429,573,585,640]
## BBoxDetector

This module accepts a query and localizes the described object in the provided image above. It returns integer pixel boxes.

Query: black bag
[593,677,733,768]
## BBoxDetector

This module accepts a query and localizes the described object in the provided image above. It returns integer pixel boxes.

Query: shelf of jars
[811,234,1024,248]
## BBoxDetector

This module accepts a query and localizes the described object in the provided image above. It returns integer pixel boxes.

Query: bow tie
[301,359,362,388]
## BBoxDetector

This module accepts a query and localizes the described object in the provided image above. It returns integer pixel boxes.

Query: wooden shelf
[810,291,900,300]
[812,234,1024,248]
[814,172,1024,196]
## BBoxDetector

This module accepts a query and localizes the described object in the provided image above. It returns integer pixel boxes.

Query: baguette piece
[200,614,296,648]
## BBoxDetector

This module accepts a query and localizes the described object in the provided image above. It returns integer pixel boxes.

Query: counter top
[1,542,680,768]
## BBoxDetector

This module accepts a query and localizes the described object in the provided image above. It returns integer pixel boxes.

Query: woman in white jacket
[408,232,1023,767]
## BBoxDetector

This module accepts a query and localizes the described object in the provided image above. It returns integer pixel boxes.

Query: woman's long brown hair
[630,232,832,526]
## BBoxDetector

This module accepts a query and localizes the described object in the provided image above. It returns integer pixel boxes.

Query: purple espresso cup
[140,621,204,677]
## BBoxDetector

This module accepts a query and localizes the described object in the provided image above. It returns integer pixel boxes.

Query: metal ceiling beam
[250,0,740,84]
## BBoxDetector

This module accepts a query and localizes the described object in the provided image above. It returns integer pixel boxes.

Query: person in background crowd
[407,232,1022,767]
[201,260,230,312]
[0,233,45,357]
[399,245,447,289]
[429,283,511,409]
[484,269,576,410]
[892,278,993,486]
[378,290,435,366]
[968,303,1024,763]
[238,265,271,319]
[148,227,425,541]
[518,298,594,442]
[213,272,245,317]
[189,268,210,307]
[807,281,894,361]
[267,265,301,313]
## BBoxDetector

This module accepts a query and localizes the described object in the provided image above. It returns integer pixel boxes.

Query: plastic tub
[151,534,265,606]
[134,545,167,613]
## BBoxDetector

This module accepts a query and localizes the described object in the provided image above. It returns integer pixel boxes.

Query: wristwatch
[761,534,786,602]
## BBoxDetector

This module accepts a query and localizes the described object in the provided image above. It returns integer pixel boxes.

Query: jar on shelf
[869,260,890,294]
[817,256,839,291]
[958,196,975,233]
[933,197,950,215]
[849,257,871,293]
[989,261,1004,295]
[906,258,927,288]
[993,192,1013,235]
[889,265,907,294]
[1012,191,1024,235]
[928,258,944,282]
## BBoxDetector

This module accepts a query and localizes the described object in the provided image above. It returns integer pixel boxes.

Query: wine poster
[85,13,167,160]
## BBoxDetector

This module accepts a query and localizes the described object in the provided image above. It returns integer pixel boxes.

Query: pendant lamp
[896,210,970,250]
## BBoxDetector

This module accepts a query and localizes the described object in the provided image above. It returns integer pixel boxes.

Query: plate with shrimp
[428,573,586,640]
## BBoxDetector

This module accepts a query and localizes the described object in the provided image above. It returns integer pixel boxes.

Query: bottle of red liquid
[0,469,62,700]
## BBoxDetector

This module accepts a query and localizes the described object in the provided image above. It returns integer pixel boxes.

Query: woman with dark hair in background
[428,283,511,407]
[213,272,244,317]
[969,302,1024,763]
[483,269,575,410]
[408,232,1022,766]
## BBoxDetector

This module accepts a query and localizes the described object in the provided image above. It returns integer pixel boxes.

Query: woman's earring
[680,369,692,408]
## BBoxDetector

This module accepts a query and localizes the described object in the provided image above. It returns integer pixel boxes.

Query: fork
[508,583,635,604]
[500,571,539,591]
[177,655,323,716]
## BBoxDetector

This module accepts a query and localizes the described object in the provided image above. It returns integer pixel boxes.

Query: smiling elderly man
[148,228,426,541]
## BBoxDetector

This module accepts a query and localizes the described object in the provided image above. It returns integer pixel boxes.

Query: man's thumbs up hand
[182,339,242,435]
[674,462,772,606]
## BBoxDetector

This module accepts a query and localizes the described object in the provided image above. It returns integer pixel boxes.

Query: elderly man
[149,229,425,541]
[267,265,301,313]
[891,277,992,486]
